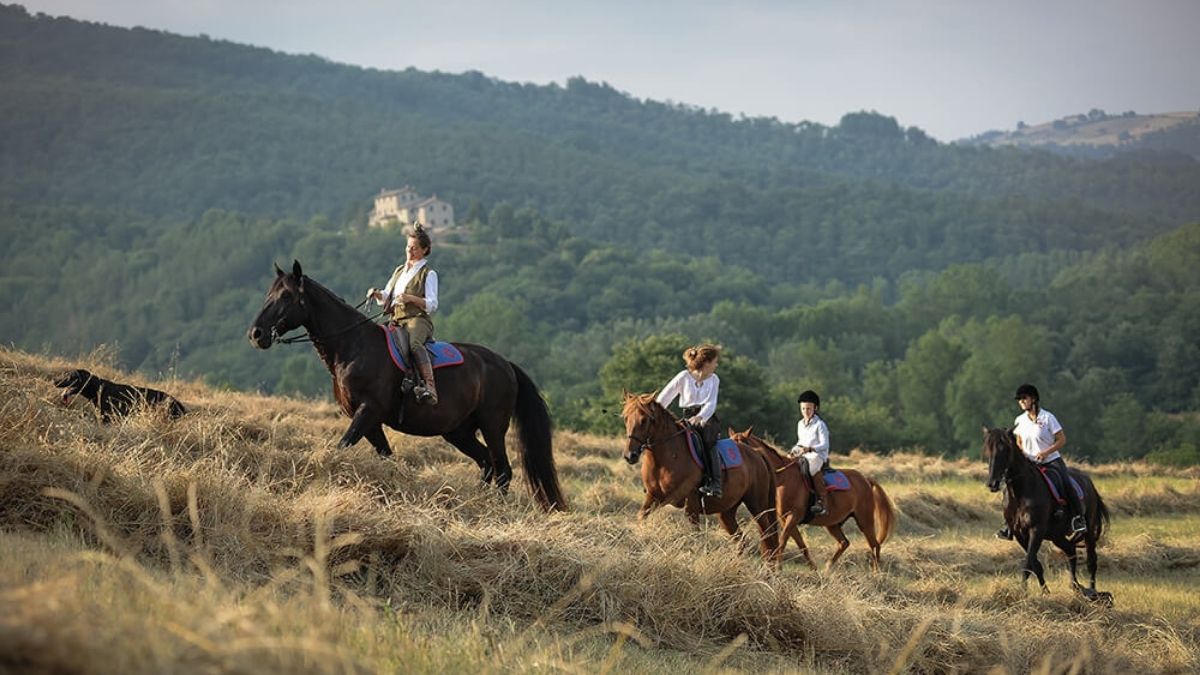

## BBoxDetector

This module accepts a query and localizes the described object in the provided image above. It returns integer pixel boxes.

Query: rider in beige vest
[366,224,440,405]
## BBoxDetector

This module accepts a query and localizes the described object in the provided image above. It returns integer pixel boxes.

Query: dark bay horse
[247,261,566,512]
[982,427,1110,601]
[620,392,780,560]
[729,428,895,571]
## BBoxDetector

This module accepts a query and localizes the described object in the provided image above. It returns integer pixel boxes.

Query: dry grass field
[1,346,1198,674]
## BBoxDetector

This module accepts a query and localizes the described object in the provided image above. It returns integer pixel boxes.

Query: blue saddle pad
[821,469,851,491]
[685,432,744,469]
[382,326,464,372]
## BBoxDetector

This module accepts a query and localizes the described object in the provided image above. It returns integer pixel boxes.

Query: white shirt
[377,259,439,314]
[790,415,830,460]
[1013,408,1063,464]
[656,370,719,423]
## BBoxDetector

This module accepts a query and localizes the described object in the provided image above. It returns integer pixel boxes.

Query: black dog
[53,368,186,422]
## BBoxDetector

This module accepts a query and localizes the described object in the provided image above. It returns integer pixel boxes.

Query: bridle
[625,403,688,460]
[267,280,385,346]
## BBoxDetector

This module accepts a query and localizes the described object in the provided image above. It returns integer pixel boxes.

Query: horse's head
[982,425,1018,492]
[247,260,310,349]
[620,390,670,465]
[728,426,764,451]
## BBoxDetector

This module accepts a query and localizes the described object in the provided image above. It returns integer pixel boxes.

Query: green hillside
[1,4,1198,461]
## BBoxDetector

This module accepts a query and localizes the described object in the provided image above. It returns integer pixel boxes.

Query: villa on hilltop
[368,186,455,230]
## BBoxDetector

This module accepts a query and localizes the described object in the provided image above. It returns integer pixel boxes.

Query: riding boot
[810,469,829,516]
[1069,494,1087,534]
[411,347,438,405]
[700,442,723,498]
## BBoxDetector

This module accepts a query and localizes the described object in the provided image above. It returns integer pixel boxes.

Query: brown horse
[729,428,895,571]
[621,393,780,560]
[247,261,566,511]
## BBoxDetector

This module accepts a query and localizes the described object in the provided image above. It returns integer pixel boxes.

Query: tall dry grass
[1,346,1198,674]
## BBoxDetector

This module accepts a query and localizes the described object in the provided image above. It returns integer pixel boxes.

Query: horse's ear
[981,425,989,437]
[746,425,755,436]
[274,262,284,277]
[621,388,631,401]
[292,260,303,279]
[727,426,736,438]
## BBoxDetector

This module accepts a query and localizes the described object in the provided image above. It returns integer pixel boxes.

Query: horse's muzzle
[247,325,273,349]
[623,446,643,465]
[987,480,1001,493]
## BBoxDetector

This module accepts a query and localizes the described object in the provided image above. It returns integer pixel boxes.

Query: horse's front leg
[339,402,381,450]
[717,511,753,554]
[637,492,659,521]
[1023,527,1048,593]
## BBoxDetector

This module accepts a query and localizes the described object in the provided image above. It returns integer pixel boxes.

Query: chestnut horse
[620,392,779,560]
[983,426,1110,601]
[247,261,566,511]
[729,428,895,571]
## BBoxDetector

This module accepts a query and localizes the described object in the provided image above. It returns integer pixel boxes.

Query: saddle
[381,325,464,372]
[1036,465,1085,507]
[683,429,744,470]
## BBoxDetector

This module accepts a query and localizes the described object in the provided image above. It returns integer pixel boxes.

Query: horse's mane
[621,393,675,426]
[296,274,359,314]
[732,429,790,460]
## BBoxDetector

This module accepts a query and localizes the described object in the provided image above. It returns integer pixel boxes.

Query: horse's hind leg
[824,524,851,572]
[443,426,494,484]
[478,417,514,493]
[853,501,883,571]
[1050,535,1089,597]
[363,426,393,458]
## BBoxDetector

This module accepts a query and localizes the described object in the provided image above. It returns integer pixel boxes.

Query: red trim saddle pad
[381,325,464,372]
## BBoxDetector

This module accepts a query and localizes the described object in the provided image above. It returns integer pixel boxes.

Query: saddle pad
[685,432,744,469]
[381,325,465,372]
[1037,466,1085,505]
[821,469,851,491]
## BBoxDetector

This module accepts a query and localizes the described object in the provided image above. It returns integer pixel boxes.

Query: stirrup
[1070,516,1086,534]
[810,500,827,516]
[414,385,433,404]
[699,481,722,498]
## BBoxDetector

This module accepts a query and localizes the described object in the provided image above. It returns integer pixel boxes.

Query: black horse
[247,261,566,512]
[982,426,1111,601]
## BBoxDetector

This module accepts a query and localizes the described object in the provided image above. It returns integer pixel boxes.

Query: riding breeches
[799,451,824,475]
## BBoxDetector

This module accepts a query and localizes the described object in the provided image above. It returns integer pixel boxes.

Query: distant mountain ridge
[963,110,1200,160]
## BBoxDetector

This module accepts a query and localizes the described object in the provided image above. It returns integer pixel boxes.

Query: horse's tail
[870,479,896,545]
[1093,488,1111,544]
[511,363,567,512]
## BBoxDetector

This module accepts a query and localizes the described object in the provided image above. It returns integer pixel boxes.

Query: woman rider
[656,344,723,498]
[366,224,440,405]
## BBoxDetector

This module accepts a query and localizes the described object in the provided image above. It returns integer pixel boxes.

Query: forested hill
[3,2,1200,287]
[1,4,1198,462]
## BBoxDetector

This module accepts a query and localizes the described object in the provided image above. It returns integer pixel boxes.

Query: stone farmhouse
[368,186,455,230]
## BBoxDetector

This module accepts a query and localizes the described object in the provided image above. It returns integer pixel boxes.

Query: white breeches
[800,452,823,475]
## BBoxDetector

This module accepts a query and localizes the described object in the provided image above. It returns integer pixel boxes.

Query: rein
[627,415,689,453]
[275,297,385,345]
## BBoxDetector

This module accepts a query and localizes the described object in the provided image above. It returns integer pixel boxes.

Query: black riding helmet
[797,390,821,408]
[1014,383,1040,402]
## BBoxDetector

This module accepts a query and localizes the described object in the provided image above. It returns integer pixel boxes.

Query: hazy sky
[17,0,1200,140]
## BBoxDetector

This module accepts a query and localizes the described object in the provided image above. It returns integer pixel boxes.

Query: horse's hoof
[1094,591,1114,606]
